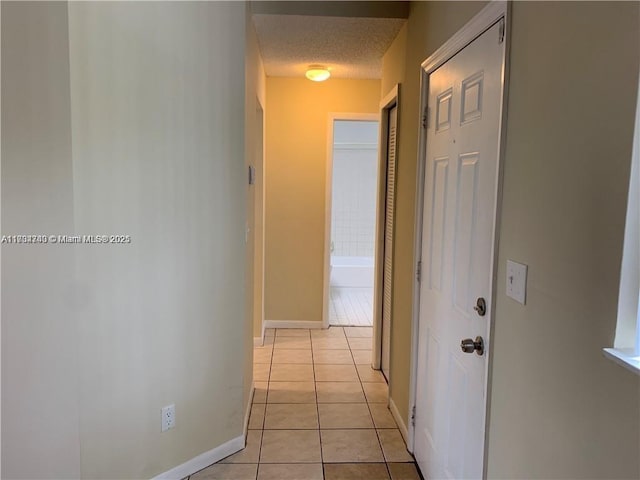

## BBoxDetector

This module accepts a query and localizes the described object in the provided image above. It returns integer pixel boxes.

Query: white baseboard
[389,396,410,451]
[254,320,266,346]
[254,321,267,346]
[244,385,255,436]
[152,389,253,480]
[152,434,244,480]
[264,320,324,329]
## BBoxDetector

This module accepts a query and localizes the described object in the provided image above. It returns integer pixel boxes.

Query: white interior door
[381,105,398,380]
[414,20,504,479]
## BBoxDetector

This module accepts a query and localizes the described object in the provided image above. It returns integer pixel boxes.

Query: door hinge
[411,405,416,426]
[416,260,422,283]
[421,106,430,129]
[498,18,505,44]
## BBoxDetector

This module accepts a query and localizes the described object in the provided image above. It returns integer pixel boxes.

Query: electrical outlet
[161,404,175,432]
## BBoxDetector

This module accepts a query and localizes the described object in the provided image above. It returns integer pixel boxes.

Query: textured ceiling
[253,14,406,79]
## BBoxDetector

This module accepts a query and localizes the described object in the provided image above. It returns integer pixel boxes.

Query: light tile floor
[189,326,421,480]
[329,288,374,326]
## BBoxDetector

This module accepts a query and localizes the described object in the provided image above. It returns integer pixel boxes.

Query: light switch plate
[506,260,527,305]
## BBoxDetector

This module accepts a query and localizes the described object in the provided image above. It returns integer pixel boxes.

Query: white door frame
[322,112,381,329]
[408,2,510,472]
[372,85,400,373]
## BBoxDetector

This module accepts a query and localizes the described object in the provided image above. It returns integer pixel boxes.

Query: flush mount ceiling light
[305,65,331,82]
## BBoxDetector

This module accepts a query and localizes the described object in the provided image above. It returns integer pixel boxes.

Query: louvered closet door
[381,105,398,381]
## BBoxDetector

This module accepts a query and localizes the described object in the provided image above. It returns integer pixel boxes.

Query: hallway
[192,327,419,479]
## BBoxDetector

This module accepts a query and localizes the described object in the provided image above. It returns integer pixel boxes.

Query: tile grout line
[350,333,395,479]
[254,333,273,476]
[249,328,418,479]
[309,328,327,479]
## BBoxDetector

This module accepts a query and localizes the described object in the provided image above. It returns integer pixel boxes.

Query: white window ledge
[603,348,640,376]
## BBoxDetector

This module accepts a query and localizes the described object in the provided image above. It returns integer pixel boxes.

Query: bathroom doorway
[326,116,380,326]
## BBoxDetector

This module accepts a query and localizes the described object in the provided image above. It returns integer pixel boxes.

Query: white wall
[331,121,379,259]
[2,2,250,478]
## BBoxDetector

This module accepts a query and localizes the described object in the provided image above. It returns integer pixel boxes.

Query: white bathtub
[330,256,374,288]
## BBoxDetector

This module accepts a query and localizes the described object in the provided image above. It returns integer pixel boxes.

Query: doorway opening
[326,116,380,327]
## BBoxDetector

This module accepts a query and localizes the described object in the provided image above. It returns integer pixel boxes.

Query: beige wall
[246,8,267,342]
[381,0,487,430]
[380,23,407,98]
[68,3,248,477]
[252,104,265,341]
[1,3,81,478]
[487,3,639,478]
[3,2,251,478]
[382,1,640,478]
[264,77,380,322]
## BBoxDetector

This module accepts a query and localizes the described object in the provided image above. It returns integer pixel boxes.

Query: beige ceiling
[252,13,407,80]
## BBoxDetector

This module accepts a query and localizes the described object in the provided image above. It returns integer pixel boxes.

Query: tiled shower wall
[331,120,379,258]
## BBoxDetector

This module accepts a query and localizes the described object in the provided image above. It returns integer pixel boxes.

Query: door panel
[446,355,469,479]
[428,157,449,292]
[414,20,505,479]
[453,152,479,314]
